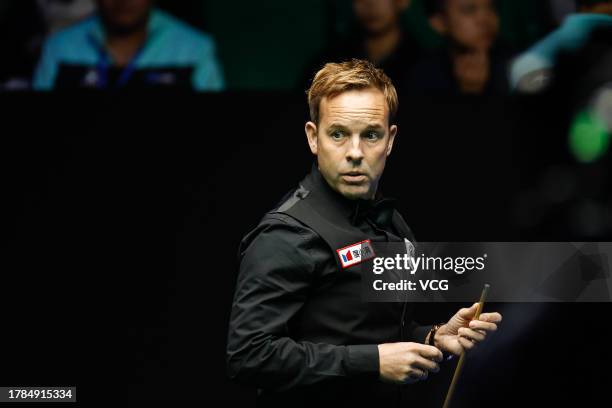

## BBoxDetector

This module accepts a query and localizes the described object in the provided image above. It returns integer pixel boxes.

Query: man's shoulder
[240,211,316,249]
[238,181,325,251]
[236,211,325,277]
[43,16,99,56]
[152,9,217,55]
[258,211,309,230]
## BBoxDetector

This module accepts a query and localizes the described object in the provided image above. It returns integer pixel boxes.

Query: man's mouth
[341,172,367,184]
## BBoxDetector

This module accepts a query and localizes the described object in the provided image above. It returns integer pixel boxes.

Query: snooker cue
[442,283,490,408]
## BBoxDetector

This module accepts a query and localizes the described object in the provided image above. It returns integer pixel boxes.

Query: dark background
[2,91,611,406]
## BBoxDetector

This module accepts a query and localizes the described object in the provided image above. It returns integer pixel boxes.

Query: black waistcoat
[270,163,417,345]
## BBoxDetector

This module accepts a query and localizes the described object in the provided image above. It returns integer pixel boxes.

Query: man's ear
[387,125,398,157]
[429,14,447,35]
[305,121,318,155]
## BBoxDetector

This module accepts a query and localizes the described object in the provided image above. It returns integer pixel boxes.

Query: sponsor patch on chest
[336,239,376,269]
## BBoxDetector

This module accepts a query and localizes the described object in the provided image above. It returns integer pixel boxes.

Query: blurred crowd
[0,0,611,239]
[0,0,610,96]
[1,0,223,90]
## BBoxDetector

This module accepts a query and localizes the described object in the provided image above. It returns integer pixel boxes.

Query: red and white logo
[336,239,375,269]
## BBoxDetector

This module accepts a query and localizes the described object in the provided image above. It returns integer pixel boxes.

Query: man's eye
[331,131,345,140]
[366,131,380,140]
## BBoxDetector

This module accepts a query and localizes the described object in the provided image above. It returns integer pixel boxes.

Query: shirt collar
[302,161,397,228]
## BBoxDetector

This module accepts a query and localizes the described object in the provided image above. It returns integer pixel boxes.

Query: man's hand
[433,303,502,356]
[378,342,443,384]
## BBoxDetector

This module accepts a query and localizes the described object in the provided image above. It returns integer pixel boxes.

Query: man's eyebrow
[327,123,385,129]
[364,124,385,130]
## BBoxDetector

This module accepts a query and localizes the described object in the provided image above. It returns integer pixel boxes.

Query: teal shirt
[33,9,225,91]
[510,13,612,91]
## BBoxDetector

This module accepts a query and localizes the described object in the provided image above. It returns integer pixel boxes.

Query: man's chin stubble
[340,186,370,200]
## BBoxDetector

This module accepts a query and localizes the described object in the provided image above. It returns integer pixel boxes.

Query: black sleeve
[226,215,379,391]
[407,321,433,344]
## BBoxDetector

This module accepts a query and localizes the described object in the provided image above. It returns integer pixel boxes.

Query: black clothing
[226,163,432,407]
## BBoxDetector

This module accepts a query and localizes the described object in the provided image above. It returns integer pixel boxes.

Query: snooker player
[226,59,502,407]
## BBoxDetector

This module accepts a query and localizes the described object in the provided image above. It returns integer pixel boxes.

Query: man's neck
[365,26,401,64]
[105,27,148,66]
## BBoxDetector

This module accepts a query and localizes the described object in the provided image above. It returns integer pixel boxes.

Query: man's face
[434,0,499,51]
[353,0,410,35]
[97,0,153,33]
[305,88,397,200]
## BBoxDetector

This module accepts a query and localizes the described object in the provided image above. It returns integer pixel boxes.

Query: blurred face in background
[353,0,410,36]
[430,0,499,51]
[97,0,153,34]
[305,88,397,200]
[579,1,612,15]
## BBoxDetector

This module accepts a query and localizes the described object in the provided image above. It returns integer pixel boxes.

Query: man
[227,59,502,407]
[511,0,612,93]
[302,0,421,91]
[406,0,512,94]
[33,0,224,90]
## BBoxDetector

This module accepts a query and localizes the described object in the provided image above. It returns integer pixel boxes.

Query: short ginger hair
[306,59,399,125]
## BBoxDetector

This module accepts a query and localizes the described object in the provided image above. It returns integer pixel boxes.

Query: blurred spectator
[405,0,512,95]
[512,29,612,238]
[33,0,224,91]
[511,0,612,93]
[37,0,96,34]
[560,26,612,162]
[302,0,421,90]
[1,0,103,90]
[1,0,95,90]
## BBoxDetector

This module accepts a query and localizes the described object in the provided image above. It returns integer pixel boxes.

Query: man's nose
[346,134,364,162]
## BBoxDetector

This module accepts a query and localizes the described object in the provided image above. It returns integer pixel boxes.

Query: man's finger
[458,336,476,351]
[413,356,440,373]
[479,312,502,323]
[458,303,479,319]
[415,344,443,362]
[469,320,497,332]
[409,368,428,381]
[458,328,485,342]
